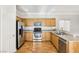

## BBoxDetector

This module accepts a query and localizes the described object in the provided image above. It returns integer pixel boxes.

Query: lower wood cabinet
[67,42,79,53]
[51,33,59,50]
[24,32,51,42]
[51,33,67,53]
[42,32,51,41]
[42,32,46,41]
[45,32,51,41]
[24,32,33,41]
[51,33,79,53]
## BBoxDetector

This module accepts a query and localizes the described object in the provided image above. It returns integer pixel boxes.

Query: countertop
[23,26,56,32]
[52,31,79,42]
[23,26,79,42]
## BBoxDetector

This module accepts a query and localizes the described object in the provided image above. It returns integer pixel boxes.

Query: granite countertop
[52,31,79,42]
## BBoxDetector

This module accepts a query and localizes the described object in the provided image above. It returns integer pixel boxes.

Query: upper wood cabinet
[22,18,56,26]
[50,18,56,26]
[45,19,51,26]
[44,18,56,26]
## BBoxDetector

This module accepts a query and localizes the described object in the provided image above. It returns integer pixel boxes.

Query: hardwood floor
[17,41,57,53]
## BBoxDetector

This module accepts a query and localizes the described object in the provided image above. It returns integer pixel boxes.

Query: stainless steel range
[33,22,42,41]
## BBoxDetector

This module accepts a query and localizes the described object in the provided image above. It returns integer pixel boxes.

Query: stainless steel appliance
[16,20,24,49]
[33,27,42,40]
[59,38,66,53]
[33,22,42,41]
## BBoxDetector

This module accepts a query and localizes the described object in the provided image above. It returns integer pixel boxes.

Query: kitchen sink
[55,30,66,35]
[56,32,65,35]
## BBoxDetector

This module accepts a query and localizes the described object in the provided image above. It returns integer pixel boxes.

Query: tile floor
[17,41,57,53]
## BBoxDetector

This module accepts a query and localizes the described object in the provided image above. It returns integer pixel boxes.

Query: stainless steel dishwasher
[59,38,66,53]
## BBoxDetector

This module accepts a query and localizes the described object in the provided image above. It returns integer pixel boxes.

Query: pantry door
[0,6,16,53]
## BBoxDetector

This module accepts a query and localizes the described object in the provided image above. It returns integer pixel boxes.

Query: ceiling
[16,5,79,18]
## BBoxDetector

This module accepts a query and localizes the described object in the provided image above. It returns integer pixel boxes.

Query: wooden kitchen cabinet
[58,39,79,53]
[24,32,33,41]
[24,32,51,42]
[45,18,56,26]
[51,33,67,52]
[67,42,79,53]
[51,32,79,53]
[45,19,51,26]
[51,33,59,50]
[26,19,33,26]
[42,32,46,41]
[42,32,51,41]
[45,32,51,41]
[41,19,46,25]
[50,19,56,26]
[22,18,56,26]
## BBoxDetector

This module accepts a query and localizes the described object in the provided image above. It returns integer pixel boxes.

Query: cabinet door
[51,34,59,50]
[68,42,79,53]
[42,32,46,41]
[45,32,51,41]
[54,35,59,49]
[45,19,51,26]
[25,32,33,41]
[50,19,56,26]
[1,6,16,52]
[42,32,51,41]
[26,19,33,26]
[40,19,46,25]
[51,34,54,43]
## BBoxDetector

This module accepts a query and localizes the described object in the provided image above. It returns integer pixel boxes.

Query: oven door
[34,32,41,38]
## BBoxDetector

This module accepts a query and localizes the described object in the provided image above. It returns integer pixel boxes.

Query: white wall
[0,5,16,53]
[55,15,79,34]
